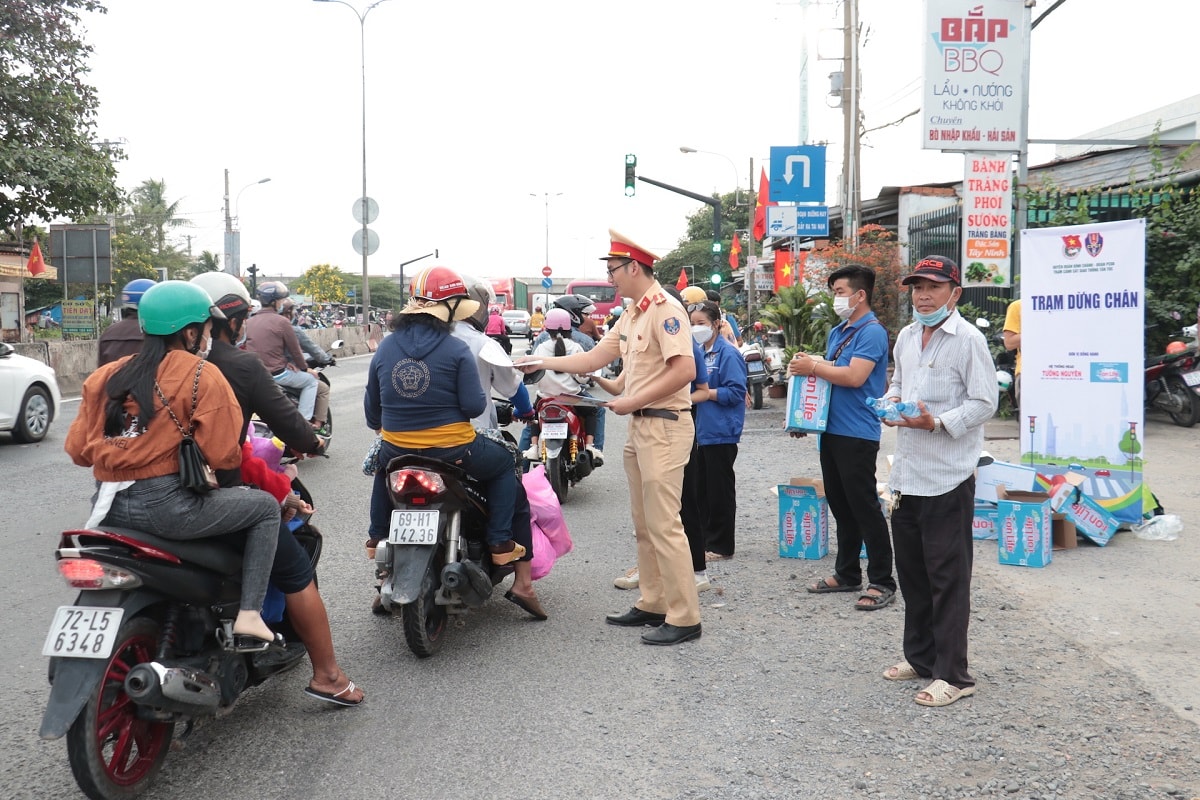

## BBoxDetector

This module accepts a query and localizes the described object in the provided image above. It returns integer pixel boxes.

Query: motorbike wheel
[1166,377,1200,427]
[401,549,448,659]
[66,616,174,800]
[547,454,569,503]
[752,383,764,410]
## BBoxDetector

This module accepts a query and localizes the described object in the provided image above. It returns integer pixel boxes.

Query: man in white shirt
[881,255,997,708]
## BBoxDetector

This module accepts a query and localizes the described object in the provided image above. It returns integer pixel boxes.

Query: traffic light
[710,271,723,286]
[624,154,637,197]
[710,242,722,285]
[247,264,259,293]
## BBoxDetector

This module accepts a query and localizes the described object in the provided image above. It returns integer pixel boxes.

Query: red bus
[564,279,621,325]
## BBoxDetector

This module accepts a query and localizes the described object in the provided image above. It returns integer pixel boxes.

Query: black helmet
[552,294,596,328]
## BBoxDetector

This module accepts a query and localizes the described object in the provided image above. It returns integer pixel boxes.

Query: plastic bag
[1132,514,1182,542]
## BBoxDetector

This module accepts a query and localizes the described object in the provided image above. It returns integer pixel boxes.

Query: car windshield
[571,285,615,304]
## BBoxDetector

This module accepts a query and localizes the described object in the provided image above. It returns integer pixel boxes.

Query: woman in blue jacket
[682,301,748,567]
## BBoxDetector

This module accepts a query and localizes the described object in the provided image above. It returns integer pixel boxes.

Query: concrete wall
[12,325,378,397]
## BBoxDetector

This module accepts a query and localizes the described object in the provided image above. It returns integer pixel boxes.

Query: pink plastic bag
[522,465,573,580]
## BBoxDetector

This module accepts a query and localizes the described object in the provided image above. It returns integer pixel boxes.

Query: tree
[295,264,350,304]
[805,224,906,339]
[758,285,835,353]
[1142,190,1200,356]
[128,179,186,254]
[0,1,122,232]
[654,190,750,288]
[190,250,221,279]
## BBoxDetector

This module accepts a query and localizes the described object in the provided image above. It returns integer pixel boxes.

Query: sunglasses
[686,303,709,313]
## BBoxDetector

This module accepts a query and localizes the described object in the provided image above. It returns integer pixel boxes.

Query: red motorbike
[526,397,595,502]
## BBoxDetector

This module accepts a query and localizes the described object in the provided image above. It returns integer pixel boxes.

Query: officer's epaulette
[651,292,667,305]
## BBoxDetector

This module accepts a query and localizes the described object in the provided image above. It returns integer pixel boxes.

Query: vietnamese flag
[773,249,793,291]
[752,168,776,241]
[728,233,741,270]
[675,268,688,291]
[26,240,46,276]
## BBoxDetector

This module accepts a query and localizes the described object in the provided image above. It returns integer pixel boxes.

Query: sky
[76,0,1199,287]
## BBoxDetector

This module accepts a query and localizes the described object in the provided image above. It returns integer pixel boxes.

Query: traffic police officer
[516,229,701,645]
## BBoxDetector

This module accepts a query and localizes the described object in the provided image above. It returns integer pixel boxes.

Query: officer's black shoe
[641,623,702,646]
[605,607,666,627]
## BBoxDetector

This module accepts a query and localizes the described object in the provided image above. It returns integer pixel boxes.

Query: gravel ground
[658,400,1200,800]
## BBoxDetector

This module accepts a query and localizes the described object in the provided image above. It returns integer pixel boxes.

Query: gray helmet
[458,273,495,331]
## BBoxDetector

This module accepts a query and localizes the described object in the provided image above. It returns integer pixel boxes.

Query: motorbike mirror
[331,339,345,350]
[975,318,990,329]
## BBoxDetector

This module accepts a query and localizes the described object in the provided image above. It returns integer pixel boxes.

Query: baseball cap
[901,255,961,285]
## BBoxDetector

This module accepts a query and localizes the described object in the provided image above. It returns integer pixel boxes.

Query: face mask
[197,334,213,359]
[913,303,951,327]
[833,295,858,320]
[691,324,713,344]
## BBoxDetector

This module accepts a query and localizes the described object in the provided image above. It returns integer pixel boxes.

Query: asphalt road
[2,352,1198,799]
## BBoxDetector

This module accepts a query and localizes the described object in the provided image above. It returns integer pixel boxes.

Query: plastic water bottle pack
[865,397,919,422]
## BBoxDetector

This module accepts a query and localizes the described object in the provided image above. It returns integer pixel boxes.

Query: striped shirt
[887,310,998,497]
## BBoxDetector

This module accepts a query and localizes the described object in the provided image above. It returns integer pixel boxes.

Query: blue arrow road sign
[541,277,553,289]
[769,145,827,204]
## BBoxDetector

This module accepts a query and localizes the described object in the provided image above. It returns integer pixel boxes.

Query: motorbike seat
[88,526,246,576]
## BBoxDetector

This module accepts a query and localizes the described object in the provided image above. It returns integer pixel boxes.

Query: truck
[564,279,622,325]
[488,278,529,311]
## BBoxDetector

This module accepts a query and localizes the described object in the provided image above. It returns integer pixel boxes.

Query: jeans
[369,435,518,548]
[104,476,282,612]
[274,368,318,420]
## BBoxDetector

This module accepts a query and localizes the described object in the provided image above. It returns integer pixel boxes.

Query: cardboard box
[785,374,831,434]
[778,478,829,559]
[1064,493,1120,546]
[972,501,999,540]
[976,460,1040,503]
[996,486,1078,553]
[995,486,1054,567]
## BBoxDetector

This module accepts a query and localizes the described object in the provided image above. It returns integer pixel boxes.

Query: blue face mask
[913,303,951,327]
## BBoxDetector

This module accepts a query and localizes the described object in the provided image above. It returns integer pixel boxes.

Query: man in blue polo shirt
[788,264,895,610]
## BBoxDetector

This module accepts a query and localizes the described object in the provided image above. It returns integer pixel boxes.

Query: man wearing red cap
[516,229,701,645]
[881,254,997,707]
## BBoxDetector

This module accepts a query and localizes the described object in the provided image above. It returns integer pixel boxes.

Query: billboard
[48,225,112,284]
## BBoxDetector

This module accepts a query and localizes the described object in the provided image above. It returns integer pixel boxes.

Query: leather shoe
[641,622,702,646]
[605,607,666,627]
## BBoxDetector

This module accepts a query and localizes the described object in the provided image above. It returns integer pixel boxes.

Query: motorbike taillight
[541,406,567,423]
[57,558,142,590]
[389,468,448,503]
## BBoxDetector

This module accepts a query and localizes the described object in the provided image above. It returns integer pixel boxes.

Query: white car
[502,309,532,338]
[0,342,62,443]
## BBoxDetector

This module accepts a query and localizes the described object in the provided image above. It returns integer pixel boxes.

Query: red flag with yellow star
[675,268,688,290]
[26,240,46,276]
[752,168,776,241]
[728,233,741,271]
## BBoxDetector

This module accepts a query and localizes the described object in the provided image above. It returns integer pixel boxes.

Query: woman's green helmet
[138,280,225,336]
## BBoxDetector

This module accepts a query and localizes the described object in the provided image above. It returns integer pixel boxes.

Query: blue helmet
[121,278,157,311]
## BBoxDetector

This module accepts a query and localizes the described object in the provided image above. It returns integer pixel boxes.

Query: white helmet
[191,271,251,304]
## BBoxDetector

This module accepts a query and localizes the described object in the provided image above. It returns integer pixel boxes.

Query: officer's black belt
[271,368,287,378]
[632,408,681,421]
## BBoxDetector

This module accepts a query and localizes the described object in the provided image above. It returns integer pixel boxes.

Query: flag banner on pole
[773,249,793,291]
[729,233,742,270]
[26,241,46,276]
[753,168,776,241]
[675,268,688,290]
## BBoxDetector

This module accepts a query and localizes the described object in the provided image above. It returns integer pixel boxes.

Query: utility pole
[223,169,233,275]
[841,0,861,251]
[746,157,757,325]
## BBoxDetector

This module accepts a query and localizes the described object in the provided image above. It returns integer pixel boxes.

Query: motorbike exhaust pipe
[125,662,221,713]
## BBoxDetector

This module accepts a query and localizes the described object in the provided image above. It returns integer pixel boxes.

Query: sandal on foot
[304,679,363,707]
[504,589,548,620]
[806,576,861,594]
[883,661,921,681]
[704,551,733,562]
[489,541,526,566]
[855,584,896,610]
[915,679,976,707]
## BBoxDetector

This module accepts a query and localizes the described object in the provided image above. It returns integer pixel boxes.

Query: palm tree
[129,179,187,254]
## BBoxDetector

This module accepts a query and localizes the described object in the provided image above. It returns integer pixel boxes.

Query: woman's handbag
[156,361,219,493]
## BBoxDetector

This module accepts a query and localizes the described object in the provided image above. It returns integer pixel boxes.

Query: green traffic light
[711,273,722,286]
[624,154,637,197]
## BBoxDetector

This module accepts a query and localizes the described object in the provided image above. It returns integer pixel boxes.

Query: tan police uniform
[602,282,700,627]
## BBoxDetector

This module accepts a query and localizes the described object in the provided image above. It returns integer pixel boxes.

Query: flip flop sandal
[304,680,363,707]
[915,679,976,707]
[882,661,920,681]
[504,589,549,621]
[806,576,861,594]
[855,584,896,610]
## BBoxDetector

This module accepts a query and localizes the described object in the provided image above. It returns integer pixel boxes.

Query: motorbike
[373,452,517,658]
[39,486,321,800]
[525,396,595,502]
[1145,336,1200,427]
[275,339,343,442]
[740,342,772,410]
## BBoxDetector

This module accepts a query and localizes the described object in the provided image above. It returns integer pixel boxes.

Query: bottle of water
[865,397,920,421]
[895,401,919,418]
[865,397,893,420]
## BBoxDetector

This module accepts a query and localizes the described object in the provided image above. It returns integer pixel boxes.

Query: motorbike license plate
[388,510,440,545]
[1182,369,1200,387]
[541,422,569,440]
[42,606,125,659]
[747,361,766,375]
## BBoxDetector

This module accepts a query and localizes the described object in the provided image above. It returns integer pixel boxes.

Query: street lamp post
[223,173,270,276]
[681,147,757,319]
[529,192,562,269]
[314,0,392,321]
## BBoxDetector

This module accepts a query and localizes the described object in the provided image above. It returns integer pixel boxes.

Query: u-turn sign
[769,146,827,204]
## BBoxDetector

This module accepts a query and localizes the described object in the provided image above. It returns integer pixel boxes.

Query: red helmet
[410,266,469,302]
[1166,341,1187,355]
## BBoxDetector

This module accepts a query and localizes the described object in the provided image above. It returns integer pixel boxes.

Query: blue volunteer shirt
[824,311,889,441]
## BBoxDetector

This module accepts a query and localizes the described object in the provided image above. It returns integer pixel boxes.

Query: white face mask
[833,294,859,320]
[691,324,713,345]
